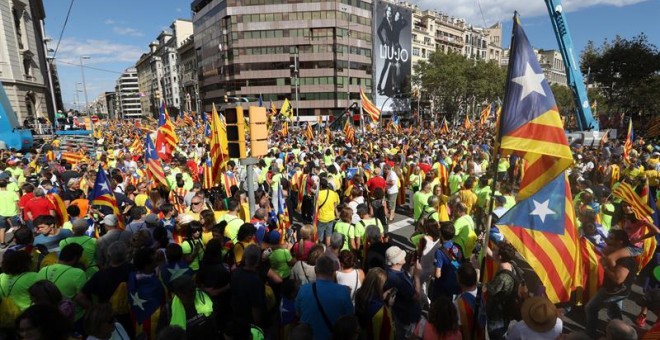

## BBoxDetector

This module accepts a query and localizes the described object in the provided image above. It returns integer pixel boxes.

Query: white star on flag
[98,181,110,192]
[130,291,147,310]
[512,63,546,100]
[167,264,189,281]
[146,142,153,155]
[530,199,556,223]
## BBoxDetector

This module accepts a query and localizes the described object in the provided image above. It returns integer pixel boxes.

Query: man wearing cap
[507,296,562,339]
[384,245,422,338]
[96,214,132,268]
[585,229,638,338]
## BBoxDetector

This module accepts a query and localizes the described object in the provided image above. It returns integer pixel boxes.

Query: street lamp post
[290,47,300,124]
[79,56,91,114]
[75,82,82,113]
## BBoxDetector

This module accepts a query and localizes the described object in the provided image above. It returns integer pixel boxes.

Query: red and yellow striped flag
[359,88,381,122]
[61,151,84,165]
[463,115,473,130]
[304,123,314,141]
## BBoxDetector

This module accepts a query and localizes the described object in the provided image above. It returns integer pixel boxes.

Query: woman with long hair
[291,224,314,261]
[413,296,461,339]
[606,201,660,267]
[354,268,395,340]
[199,209,216,244]
[336,250,365,303]
[181,221,205,272]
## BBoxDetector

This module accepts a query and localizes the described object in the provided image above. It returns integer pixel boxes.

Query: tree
[580,34,660,115]
[413,51,506,119]
[551,83,575,118]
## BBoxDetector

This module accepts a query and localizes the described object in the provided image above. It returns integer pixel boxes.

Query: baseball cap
[268,230,282,244]
[101,214,119,227]
[144,214,160,225]
[385,246,406,266]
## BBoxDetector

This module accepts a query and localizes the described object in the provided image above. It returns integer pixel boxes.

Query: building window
[413,47,420,56]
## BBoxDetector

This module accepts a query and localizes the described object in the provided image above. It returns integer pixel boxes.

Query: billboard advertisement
[373,0,412,114]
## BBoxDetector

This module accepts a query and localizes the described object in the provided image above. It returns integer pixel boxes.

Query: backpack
[487,264,527,322]
[0,273,27,328]
[415,206,434,231]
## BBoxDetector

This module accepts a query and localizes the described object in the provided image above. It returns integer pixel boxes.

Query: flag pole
[471,11,520,339]
[359,99,366,135]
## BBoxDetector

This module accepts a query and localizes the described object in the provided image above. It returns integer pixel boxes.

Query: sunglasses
[192,201,203,205]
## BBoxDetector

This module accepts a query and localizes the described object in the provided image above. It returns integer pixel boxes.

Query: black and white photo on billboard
[373,0,412,114]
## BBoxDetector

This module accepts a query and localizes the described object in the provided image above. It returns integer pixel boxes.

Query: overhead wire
[475,0,488,28]
[55,60,123,74]
[52,0,76,58]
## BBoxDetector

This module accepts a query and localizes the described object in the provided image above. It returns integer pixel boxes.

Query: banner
[372,0,412,114]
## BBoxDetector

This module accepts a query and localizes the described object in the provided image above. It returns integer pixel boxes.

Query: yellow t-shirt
[134,194,148,207]
[317,189,339,223]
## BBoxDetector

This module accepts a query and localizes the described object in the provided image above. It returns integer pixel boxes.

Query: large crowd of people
[0,116,658,340]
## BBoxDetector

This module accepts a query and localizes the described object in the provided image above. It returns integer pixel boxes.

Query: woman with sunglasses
[181,221,205,272]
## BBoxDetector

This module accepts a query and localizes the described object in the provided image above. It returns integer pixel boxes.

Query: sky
[44,0,660,110]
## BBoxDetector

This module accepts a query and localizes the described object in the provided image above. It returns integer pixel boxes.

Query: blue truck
[0,81,34,151]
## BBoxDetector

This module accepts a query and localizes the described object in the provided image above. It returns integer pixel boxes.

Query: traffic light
[249,107,268,157]
[225,106,246,158]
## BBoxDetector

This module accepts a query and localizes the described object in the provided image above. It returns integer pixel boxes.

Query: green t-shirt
[449,174,463,195]
[355,218,383,241]
[413,191,433,221]
[270,173,283,192]
[497,159,509,173]
[7,167,25,183]
[409,173,422,189]
[453,215,477,257]
[220,214,245,242]
[600,203,615,231]
[37,263,87,299]
[504,195,516,210]
[269,248,292,279]
[333,221,355,251]
[0,190,19,216]
[182,238,205,271]
[421,207,439,222]
[0,272,39,311]
[475,186,492,209]
[59,235,97,268]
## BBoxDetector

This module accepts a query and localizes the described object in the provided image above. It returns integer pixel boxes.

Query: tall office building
[136,19,193,117]
[115,68,141,119]
[191,0,373,120]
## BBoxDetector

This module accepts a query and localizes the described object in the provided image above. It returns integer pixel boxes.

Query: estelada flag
[144,136,167,187]
[498,14,573,200]
[89,165,124,229]
[496,172,580,303]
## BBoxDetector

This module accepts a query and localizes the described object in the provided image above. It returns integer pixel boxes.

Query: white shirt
[506,318,563,340]
[386,170,399,195]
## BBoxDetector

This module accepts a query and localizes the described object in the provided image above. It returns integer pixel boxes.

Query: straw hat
[520,296,558,333]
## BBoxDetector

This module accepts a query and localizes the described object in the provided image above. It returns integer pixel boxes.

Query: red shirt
[18,192,34,220]
[366,176,387,193]
[418,162,432,174]
[24,197,55,221]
